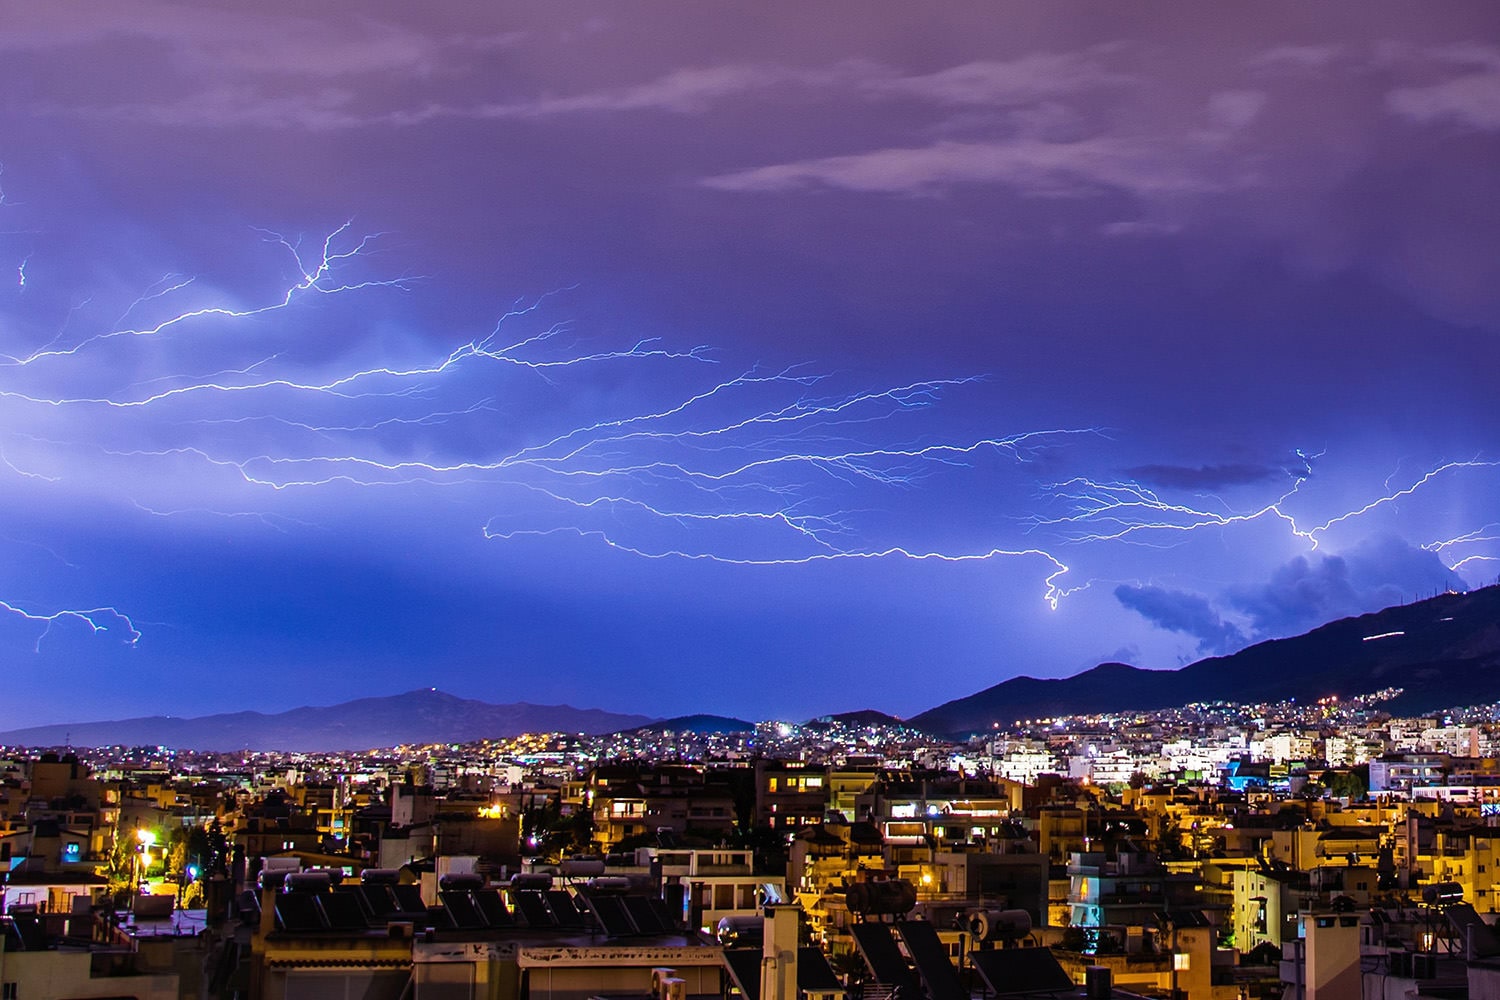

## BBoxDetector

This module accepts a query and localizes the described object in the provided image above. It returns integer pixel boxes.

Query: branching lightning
[2,182,1497,657]
[0,601,140,652]
[1427,523,1500,573]
[1036,456,1500,569]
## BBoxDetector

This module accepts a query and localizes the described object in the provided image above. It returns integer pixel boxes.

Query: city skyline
[1,3,1497,727]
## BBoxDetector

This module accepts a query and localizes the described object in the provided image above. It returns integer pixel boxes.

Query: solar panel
[5,913,45,951]
[441,890,488,930]
[588,894,637,937]
[723,948,762,998]
[514,890,558,928]
[474,888,514,927]
[276,892,327,932]
[392,884,428,914]
[851,922,917,988]
[798,948,843,992]
[351,884,399,919]
[1449,903,1484,935]
[969,949,1077,997]
[644,895,678,931]
[895,921,965,1000]
[319,891,370,931]
[547,889,586,929]
[235,890,262,923]
[623,894,666,934]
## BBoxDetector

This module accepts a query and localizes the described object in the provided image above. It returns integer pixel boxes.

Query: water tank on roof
[439,873,485,891]
[308,868,345,887]
[717,915,764,947]
[285,872,332,894]
[510,873,554,891]
[1422,882,1464,905]
[257,869,292,891]
[586,876,635,892]
[845,879,917,916]
[966,908,1032,942]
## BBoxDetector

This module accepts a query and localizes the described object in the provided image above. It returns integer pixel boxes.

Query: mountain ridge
[910,585,1500,736]
[0,689,653,752]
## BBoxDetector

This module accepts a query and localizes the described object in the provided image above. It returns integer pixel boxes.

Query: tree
[1323,770,1367,801]
[101,818,135,904]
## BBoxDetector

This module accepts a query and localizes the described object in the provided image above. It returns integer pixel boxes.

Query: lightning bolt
[1035,456,1500,575]
[0,601,141,652]
[3,174,1496,660]
[1,203,1112,649]
[1,223,417,366]
[1426,523,1500,576]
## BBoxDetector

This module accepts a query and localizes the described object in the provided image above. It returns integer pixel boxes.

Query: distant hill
[912,586,1500,737]
[807,709,911,729]
[626,714,755,735]
[0,690,654,752]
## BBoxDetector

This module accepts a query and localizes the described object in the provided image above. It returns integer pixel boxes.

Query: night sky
[2,3,1497,727]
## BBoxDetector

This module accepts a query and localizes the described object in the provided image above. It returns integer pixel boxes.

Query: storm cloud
[1114,584,1247,655]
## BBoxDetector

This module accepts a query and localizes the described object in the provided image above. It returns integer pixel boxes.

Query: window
[2,982,16,1000]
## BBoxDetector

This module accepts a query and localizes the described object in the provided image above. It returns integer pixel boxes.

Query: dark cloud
[1227,534,1467,638]
[1114,584,1246,655]
[0,4,1495,725]
[1117,535,1468,657]
[1124,462,1286,490]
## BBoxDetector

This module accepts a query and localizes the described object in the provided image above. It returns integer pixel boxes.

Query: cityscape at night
[2,4,1499,1000]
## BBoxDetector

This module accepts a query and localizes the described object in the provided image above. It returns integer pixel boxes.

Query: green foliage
[102,819,135,901]
[1322,770,1367,800]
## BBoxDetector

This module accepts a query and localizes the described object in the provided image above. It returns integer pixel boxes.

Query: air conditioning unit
[652,968,683,1000]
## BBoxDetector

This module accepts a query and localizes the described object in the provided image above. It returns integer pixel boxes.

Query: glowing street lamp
[135,829,157,891]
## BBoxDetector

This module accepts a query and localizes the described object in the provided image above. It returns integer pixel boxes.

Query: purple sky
[1,3,1497,727]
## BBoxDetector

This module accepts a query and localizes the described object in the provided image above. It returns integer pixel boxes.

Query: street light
[136,829,157,892]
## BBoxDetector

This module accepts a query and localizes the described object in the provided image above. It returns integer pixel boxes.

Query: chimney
[760,906,801,1000]
[1305,913,1361,1000]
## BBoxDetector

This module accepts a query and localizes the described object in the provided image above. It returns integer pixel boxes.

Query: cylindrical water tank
[968,908,1032,942]
[717,915,764,947]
